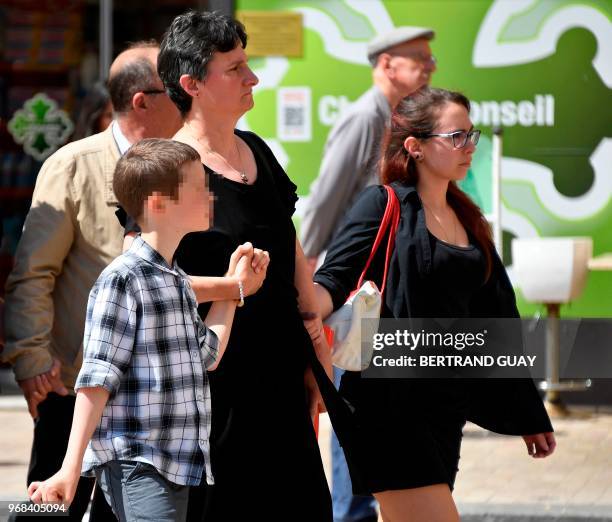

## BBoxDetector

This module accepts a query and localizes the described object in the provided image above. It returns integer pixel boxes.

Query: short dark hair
[108,40,160,113]
[113,138,200,223]
[158,10,247,116]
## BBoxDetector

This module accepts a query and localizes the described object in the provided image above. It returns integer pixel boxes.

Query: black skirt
[337,373,469,495]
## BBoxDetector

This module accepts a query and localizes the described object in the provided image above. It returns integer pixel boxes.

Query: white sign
[277,87,311,142]
[471,94,555,127]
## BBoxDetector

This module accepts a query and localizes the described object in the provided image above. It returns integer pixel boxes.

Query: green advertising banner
[236,0,612,317]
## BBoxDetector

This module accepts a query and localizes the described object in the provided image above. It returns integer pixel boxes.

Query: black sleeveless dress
[177,130,332,521]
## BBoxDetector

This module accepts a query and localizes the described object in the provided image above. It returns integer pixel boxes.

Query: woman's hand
[301,312,333,381]
[301,312,323,345]
[304,367,327,426]
[522,432,556,458]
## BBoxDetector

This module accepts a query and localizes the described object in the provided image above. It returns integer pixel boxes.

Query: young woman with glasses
[313,87,555,522]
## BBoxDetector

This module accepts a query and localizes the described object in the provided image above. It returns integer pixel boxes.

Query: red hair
[380,88,494,280]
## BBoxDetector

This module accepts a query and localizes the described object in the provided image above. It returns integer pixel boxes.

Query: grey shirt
[301,85,391,258]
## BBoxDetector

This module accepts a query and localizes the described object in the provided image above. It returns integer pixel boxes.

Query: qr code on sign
[284,107,304,127]
[277,87,311,141]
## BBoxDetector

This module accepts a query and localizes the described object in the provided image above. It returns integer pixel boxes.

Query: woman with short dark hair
[314,87,555,522]
[157,10,333,521]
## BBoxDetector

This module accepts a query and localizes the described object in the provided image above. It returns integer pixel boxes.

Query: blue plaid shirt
[76,236,218,486]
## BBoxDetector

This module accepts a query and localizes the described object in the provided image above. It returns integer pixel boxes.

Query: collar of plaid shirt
[130,234,182,275]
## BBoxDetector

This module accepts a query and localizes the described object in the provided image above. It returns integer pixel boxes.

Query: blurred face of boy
[170,160,212,233]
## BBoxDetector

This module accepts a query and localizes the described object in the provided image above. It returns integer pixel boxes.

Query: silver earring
[415,153,423,161]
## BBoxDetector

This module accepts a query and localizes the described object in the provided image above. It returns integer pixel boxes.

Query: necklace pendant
[239,171,249,184]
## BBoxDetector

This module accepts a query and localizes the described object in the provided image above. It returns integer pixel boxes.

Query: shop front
[0,0,233,291]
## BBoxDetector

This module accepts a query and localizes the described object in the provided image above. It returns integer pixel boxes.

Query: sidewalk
[1,396,611,520]
[453,411,612,521]
[319,408,612,521]
[0,397,31,501]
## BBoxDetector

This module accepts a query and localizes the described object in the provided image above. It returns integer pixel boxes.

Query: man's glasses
[423,129,481,149]
[392,53,436,66]
[141,89,166,95]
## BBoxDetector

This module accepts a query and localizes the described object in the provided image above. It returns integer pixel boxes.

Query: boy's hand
[28,467,79,505]
[234,252,268,296]
[251,248,270,274]
[227,242,270,297]
[18,359,69,419]
[227,242,253,276]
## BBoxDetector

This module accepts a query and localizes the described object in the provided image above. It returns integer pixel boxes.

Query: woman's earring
[414,153,423,161]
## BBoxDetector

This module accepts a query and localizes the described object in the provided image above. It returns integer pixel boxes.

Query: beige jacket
[3,126,124,390]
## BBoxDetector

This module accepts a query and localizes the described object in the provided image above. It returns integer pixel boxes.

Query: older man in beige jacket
[2,42,181,520]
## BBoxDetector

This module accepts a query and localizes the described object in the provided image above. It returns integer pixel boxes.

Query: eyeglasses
[392,53,436,66]
[423,129,480,149]
[141,88,166,95]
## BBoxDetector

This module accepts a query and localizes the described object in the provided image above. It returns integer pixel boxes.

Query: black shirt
[427,231,487,318]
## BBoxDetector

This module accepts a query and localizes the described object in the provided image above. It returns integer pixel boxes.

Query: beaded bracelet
[237,280,245,307]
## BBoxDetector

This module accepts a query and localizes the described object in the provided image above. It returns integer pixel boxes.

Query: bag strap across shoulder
[355,185,400,298]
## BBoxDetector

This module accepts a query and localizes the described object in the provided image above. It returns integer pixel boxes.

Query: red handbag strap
[355,185,400,298]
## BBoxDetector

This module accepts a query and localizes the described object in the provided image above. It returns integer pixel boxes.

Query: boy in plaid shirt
[28,139,268,521]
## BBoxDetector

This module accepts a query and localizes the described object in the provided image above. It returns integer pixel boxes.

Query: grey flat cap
[367,26,435,64]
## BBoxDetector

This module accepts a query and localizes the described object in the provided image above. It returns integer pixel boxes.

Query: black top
[121,130,309,380]
[426,231,487,318]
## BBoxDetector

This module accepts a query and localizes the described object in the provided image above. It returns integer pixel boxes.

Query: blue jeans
[95,460,189,522]
[332,367,378,522]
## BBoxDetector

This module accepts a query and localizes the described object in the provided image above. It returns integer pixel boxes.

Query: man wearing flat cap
[301,26,435,271]
[301,26,436,522]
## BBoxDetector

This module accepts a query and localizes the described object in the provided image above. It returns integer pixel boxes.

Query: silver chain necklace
[234,139,248,184]
[185,122,248,184]
[422,201,457,244]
